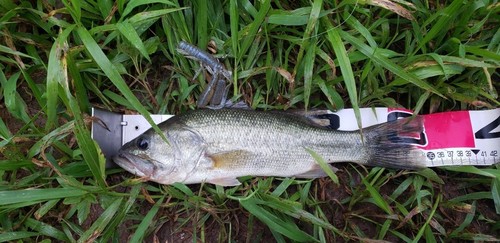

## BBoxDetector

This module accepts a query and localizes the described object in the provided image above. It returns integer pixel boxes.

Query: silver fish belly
[114,109,425,186]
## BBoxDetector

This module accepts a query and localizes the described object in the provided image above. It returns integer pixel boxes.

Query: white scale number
[424,148,499,167]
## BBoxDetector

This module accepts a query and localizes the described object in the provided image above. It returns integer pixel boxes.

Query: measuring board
[92,107,499,168]
[313,108,499,167]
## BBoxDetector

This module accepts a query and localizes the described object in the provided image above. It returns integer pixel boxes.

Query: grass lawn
[0,0,499,241]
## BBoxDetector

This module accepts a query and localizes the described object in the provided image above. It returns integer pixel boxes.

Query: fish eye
[136,136,150,150]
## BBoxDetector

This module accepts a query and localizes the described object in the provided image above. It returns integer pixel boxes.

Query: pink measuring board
[322,108,499,167]
[106,107,499,168]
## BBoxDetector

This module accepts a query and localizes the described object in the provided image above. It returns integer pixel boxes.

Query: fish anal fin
[294,164,339,179]
[208,177,241,187]
[208,150,252,169]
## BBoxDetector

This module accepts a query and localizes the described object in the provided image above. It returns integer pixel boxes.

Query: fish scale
[182,110,364,167]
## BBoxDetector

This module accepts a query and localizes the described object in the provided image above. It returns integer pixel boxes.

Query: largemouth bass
[114,109,425,186]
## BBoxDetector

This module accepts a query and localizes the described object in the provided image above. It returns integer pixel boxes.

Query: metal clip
[91,108,172,167]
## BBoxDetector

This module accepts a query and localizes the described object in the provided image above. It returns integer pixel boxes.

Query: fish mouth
[113,152,155,177]
[113,152,135,170]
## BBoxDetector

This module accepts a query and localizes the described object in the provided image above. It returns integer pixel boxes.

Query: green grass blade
[20,68,45,113]
[465,45,500,61]
[34,199,60,219]
[27,121,73,158]
[77,197,122,242]
[0,160,33,170]
[268,11,309,26]
[443,166,499,178]
[129,8,186,25]
[439,55,496,68]
[229,0,239,56]
[317,78,344,109]
[240,198,315,242]
[0,44,35,59]
[260,193,344,236]
[345,16,377,48]
[450,192,492,202]
[0,1,17,11]
[0,70,30,123]
[303,43,316,109]
[121,0,175,19]
[230,0,239,92]
[0,188,87,206]
[411,194,441,243]
[50,26,108,187]
[130,195,165,242]
[272,178,295,197]
[361,174,393,215]
[492,178,500,214]
[116,20,151,61]
[195,0,208,47]
[322,19,362,130]
[72,112,108,187]
[238,0,270,62]
[25,218,69,241]
[449,200,476,237]
[0,232,40,242]
[418,0,464,50]
[45,25,75,130]
[294,0,322,70]
[66,51,90,113]
[61,0,81,23]
[75,26,168,143]
[339,29,445,99]
[305,148,339,185]
[100,185,141,240]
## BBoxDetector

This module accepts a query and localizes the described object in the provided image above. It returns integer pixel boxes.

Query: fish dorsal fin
[207,177,241,186]
[208,150,253,169]
[293,164,338,178]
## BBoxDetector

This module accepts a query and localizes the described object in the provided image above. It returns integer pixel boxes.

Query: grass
[0,0,499,241]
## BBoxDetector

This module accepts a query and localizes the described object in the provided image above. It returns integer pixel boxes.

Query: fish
[113,109,426,186]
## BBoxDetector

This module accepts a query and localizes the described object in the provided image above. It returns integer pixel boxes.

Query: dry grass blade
[368,0,415,20]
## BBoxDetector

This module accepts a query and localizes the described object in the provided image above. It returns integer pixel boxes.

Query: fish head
[113,124,206,184]
[113,129,180,182]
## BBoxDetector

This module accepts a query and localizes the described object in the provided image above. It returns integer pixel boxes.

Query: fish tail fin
[363,116,426,169]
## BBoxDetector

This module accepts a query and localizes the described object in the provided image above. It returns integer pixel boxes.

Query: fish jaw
[113,152,157,178]
[114,152,185,184]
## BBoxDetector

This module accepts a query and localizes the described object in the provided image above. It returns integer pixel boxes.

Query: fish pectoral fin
[208,177,241,187]
[208,150,253,169]
[293,164,339,179]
